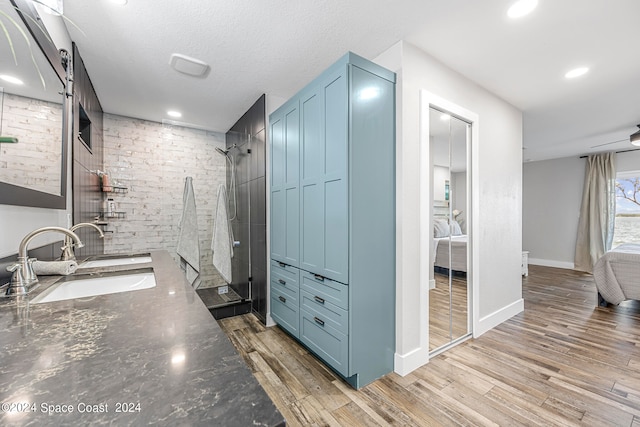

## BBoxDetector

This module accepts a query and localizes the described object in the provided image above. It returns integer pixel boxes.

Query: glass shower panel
[198,130,251,310]
[227,131,251,302]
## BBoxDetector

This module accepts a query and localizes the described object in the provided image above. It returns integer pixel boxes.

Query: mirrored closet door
[429,106,471,353]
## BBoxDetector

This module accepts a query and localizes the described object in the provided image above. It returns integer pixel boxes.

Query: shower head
[215,144,238,157]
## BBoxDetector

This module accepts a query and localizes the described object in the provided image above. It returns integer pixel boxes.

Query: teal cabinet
[270,100,300,267]
[269,52,396,389]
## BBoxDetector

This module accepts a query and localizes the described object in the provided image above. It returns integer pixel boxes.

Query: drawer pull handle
[278,296,286,303]
[314,296,325,304]
[314,317,325,326]
[278,279,286,285]
[314,274,325,281]
[278,262,287,268]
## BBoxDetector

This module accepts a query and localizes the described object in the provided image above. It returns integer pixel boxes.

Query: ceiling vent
[169,53,210,78]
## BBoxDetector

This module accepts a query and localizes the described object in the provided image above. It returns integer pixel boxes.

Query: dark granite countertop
[0,250,284,426]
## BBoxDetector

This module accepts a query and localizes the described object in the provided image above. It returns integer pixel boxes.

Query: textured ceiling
[59,0,640,161]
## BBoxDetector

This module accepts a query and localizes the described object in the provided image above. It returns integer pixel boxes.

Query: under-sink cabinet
[269,52,396,389]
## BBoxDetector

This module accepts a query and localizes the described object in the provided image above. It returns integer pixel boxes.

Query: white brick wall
[0,93,63,195]
[103,114,228,288]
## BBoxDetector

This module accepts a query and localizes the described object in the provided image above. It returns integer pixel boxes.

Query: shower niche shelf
[99,211,126,219]
[102,185,128,194]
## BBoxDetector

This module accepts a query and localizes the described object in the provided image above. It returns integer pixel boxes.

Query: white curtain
[574,153,617,273]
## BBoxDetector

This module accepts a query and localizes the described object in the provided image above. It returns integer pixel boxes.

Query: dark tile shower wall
[72,43,104,258]
[226,95,267,323]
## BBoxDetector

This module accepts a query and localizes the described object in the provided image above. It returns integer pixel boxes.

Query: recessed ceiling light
[508,0,538,18]
[565,67,589,79]
[0,75,24,85]
[167,110,182,118]
[111,0,128,4]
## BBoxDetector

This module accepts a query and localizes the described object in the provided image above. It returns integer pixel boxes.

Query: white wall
[433,165,449,201]
[523,156,584,268]
[452,171,467,233]
[523,149,640,268]
[375,41,523,375]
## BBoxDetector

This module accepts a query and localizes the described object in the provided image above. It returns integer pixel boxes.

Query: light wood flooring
[218,265,640,426]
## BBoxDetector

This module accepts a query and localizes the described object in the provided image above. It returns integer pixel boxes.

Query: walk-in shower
[196,95,267,322]
[197,138,248,312]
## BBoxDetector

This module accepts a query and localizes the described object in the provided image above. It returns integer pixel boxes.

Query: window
[613,172,640,247]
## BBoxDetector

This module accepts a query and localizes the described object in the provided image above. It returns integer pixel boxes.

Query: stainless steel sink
[78,253,152,269]
[30,267,156,304]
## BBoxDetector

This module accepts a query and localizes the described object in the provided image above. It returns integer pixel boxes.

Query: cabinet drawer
[271,260,300,280]
[300,289,348,335]
[271,260,299,288]
[270,287,299,338]
[271,260,299,299]
[300,271,348,310]
[271,276,298,300]
[300,308,349,377]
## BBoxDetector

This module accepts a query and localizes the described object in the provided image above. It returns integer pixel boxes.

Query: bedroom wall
[524,149,640,268]
[374,40,523,375]
[433,165,449,200]
[452,171,467,233]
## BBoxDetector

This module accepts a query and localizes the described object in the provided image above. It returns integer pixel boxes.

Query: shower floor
[196,286,244,309]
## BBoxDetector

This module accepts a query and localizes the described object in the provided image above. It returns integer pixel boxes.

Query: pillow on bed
[434,219,450,238]
[450,220,462,236]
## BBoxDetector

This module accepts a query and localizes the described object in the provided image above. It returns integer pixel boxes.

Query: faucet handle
[7,262,27,288]
[26,258,37,283]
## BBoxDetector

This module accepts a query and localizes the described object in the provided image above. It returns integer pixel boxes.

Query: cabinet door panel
[324,178,348,278]
[284,187,299,264]
[324,74,348,176]
[300,69,348,283]
[301,182,323,272]
[271,117,285,186]
[301,91,322,180]
[270,101,299,266]
[284,108,300,185]
[271,189,286,259]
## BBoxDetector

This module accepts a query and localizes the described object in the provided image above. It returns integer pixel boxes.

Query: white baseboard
[528,258,574,270]
[265,313,276,327]
[474,298,524,338]
[429,279,435,290]
[394,346,430,376]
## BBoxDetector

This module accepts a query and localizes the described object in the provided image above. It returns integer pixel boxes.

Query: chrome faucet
[5,227,84,296]
[60,223,105,261]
